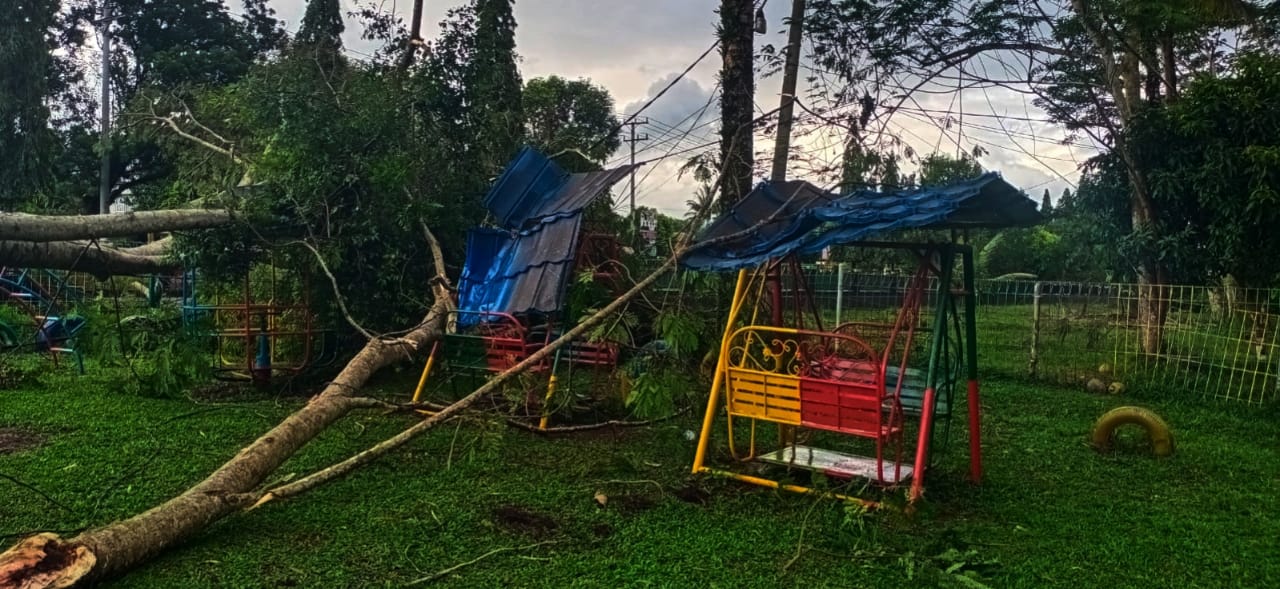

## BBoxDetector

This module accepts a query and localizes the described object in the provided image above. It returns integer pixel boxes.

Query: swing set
[687,174,1041,505]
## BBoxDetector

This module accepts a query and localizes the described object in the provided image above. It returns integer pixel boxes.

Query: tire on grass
[1090,406,1174,457]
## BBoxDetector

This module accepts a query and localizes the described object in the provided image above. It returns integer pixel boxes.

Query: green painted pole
[909,245,954,502]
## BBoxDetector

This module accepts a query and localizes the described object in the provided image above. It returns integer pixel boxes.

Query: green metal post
[909,245,954,502]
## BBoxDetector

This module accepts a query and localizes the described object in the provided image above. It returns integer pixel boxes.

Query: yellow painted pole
[538,374,559,430]
[410,341,439,404]
[701,468,879,509]
[693,269,749,473]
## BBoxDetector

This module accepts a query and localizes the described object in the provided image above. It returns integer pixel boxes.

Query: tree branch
[917,42,1070,68]
[0,240,173,279]
[298,240,379,341]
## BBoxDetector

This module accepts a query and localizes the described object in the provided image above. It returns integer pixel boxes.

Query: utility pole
[396,0,426,71]
[769,0,806,181]
[98,0,114,214]
[623,118,648,246]
[766,0,806,333]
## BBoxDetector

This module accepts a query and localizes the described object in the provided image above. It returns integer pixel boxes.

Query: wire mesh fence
[796,264,1278,406]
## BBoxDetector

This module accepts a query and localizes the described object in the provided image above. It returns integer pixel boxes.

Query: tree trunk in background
[718,0,755,210]
[1071,0,1168,356]
[0,209,233,278]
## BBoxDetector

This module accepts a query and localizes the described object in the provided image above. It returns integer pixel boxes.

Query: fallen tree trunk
[0,224,457,588]
[0,210,232,242]
[0,130,763,588]
[0,250,678,589]
[0,240,174,279]
[0,302,451,588]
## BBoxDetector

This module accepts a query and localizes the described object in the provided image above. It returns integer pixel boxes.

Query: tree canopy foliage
[523,76,621,169]
[807,0,1280,288]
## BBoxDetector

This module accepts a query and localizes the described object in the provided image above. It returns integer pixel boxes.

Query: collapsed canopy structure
[457,147,635,317]
[683,172,1039,271]
[688,173,1041,506]
[414,147,635,428]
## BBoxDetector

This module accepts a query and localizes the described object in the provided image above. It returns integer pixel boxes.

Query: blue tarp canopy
[458,147,635,316]
[683,172,1041,272]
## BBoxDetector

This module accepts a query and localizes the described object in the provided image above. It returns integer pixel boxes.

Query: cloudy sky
[268,0,1097,215]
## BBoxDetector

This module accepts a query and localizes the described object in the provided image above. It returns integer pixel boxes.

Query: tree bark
[0,210,231,242]
[396,0,426,71]
[1160,34,1178,100]
[1070,0,1166,355]
[0,298,452,588]
[718,0,755,210]
[0,240,174,279]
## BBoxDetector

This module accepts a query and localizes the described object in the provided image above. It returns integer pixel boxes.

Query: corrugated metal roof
[482,146,636,229]
[683,172,1041,271]
[530,165,636,223]
[459,147,636,317]
[457,215,583,316]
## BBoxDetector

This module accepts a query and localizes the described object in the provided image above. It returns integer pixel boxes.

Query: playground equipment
[412,147,635,427]
[687,175,1042,505]
[181,265,336,384]
[0,268,85,372]
[1091,406,1174,457]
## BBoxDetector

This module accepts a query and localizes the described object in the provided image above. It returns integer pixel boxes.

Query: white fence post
[1030,281,1042,377]
[835,262,845,327]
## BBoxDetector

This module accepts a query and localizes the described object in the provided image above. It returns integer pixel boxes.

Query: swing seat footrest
[756,445,913,485]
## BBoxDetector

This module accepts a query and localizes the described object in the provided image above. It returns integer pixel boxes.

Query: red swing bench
[721,266,929,486]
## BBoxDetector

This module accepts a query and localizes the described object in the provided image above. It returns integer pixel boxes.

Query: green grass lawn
[2,360,1279,588]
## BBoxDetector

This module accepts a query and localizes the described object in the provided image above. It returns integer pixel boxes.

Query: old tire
[1091,406,1174,457]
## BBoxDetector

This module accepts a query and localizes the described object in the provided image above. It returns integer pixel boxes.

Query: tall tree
[1041,189,1053,215]
[468,0,524,170]
[295,0,345,50]
[0,0,59,210]
[717,0,755,209]
[1128,51,1280,287]
[523,76,621,169]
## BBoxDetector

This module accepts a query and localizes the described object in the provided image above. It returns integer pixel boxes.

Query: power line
[595,39,720,156]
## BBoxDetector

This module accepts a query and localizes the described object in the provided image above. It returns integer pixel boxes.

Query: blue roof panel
[457,215,584,316]
[683,172,1041,271]
[482,146,636,230]
[461,147,639,317]
[482,147,570,230]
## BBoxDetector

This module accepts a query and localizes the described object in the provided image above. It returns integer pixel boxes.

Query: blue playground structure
[0,267,86,372]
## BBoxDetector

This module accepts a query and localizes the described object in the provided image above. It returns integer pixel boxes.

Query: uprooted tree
[0,1,712,585]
